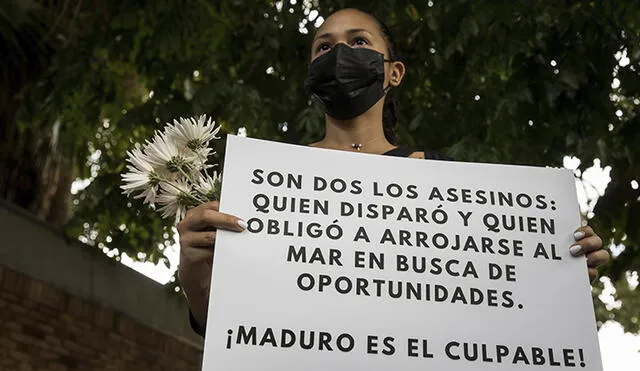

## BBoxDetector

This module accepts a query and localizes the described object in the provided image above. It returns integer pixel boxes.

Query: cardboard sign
[202,135,603,370]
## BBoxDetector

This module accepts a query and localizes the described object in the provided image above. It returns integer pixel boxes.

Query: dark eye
[316,43,331,53]
[352,37,369,46]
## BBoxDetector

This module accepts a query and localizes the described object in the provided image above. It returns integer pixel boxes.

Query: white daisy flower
[167,115,221,152]
[145,132,196,175]
[195,171,221,200]
[193,147,217,170]
[156,180,196,223]
[120,147,160,205]
[121,115,223,225]
[126,145,153,173]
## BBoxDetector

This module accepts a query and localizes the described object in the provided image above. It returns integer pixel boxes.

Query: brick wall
[0,266,202,371]
[0,201,203,370]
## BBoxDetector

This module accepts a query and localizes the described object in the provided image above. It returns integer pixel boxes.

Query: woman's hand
[177,201,246,330]
[570,225,610,282]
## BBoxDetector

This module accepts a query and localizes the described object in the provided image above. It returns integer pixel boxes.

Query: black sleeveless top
[188,146,452,336]
[382,146,454,161]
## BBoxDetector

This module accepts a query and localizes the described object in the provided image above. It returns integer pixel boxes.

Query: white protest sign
[202,135,603,371]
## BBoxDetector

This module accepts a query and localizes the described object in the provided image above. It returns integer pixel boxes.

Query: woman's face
[310,9,390,61]
[310,9,405,89]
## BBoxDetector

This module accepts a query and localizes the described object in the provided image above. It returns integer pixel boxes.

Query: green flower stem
[160,180,206,205]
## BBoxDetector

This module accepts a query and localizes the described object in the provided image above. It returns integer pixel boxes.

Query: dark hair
[368,13,401,145]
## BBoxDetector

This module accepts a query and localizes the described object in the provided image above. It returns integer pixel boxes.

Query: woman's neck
[312,101,395,154]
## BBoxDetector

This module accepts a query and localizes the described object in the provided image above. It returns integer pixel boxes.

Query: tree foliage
[3,0,639,331]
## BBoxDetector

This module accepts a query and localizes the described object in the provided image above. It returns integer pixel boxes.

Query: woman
[176,8,610,335]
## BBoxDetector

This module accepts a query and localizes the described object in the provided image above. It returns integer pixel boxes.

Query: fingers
[186,201,220,216]
[588,268,599,283]
[586,249,611,269]
[570,225,609,284]
[179,202,220,233]
[178,203,246,234]
[192,209,245,232]
[570,226,603,257]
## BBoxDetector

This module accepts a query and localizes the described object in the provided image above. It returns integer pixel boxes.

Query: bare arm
[177,201,246,329]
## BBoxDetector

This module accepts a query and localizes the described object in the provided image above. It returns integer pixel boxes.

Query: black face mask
[304,43,392,120]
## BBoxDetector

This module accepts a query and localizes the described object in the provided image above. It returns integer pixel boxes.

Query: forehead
[315,9,380,38]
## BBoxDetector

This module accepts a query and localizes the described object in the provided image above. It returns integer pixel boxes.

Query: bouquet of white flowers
[120,115,222,223]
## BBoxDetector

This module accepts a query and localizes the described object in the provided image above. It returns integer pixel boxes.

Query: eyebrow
[314,28,373,41]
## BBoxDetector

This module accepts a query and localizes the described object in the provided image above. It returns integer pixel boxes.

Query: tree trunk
[0,113,73,227]
[0,0,77,227]
[0,82,72,228]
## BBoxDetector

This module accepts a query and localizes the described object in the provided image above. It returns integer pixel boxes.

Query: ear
[389,61,406,87]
